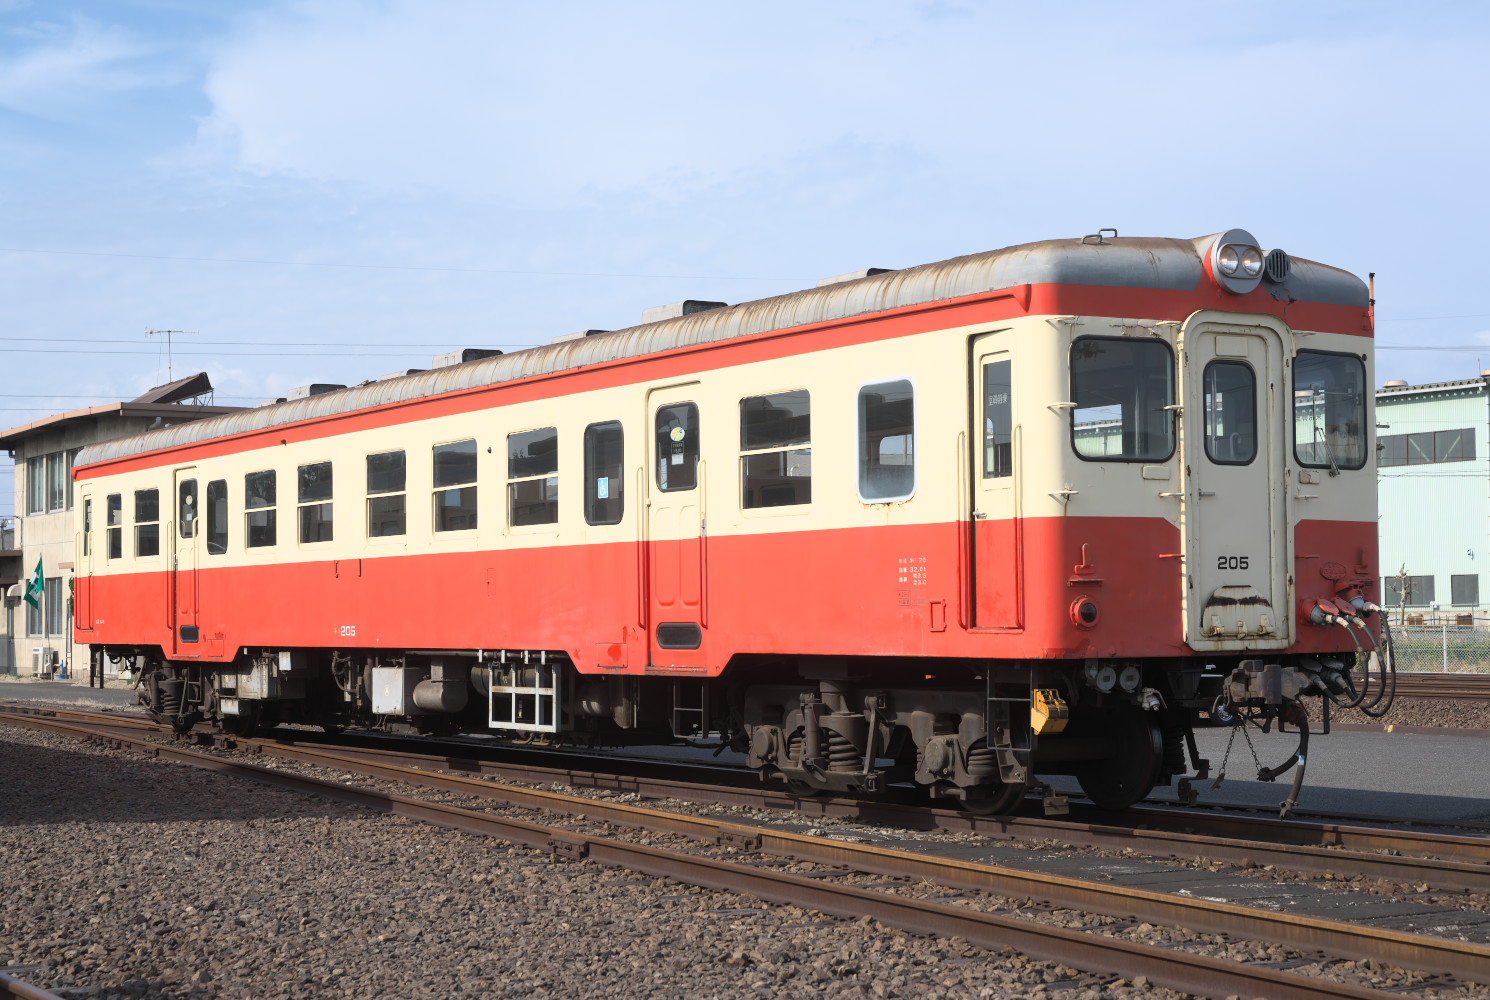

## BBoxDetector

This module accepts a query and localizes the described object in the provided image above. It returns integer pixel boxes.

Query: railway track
[1393,672,1490,702]
[0,971,67,1000]
[6,702,1490,887]
[5,706,1490,1000]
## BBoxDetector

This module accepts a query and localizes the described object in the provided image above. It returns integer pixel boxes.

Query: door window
[178,479,198,538]
[655,403,699,492]
[1203,361,1257,465]
[982,361,1012,478]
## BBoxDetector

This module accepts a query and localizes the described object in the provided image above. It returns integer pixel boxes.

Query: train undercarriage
[104,645,1368,815]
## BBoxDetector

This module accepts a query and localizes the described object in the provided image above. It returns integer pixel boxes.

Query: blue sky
[3,0,1489,515]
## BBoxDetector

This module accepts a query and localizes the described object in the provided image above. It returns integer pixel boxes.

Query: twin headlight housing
[1207,228,1288,295]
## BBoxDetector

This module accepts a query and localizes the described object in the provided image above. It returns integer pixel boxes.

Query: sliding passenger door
[969,331,1021,628]
[170,468,201,656]
[75,494,94,632]
[644,386,709,669]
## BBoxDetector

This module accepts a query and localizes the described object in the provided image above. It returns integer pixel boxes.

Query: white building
[0,374,242,677]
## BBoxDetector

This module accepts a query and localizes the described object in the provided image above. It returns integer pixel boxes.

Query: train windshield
[1069,337,1175,461]
[1294,351,1367,471]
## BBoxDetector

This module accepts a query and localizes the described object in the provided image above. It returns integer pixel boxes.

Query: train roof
[75,230,1367,469]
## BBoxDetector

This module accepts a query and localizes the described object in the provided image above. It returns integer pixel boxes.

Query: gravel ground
[7,722,1490,1000]
[1,724,1203,1000]
[1330,694,1490,729]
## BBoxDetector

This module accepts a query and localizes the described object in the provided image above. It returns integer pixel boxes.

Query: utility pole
[145,329,198,382]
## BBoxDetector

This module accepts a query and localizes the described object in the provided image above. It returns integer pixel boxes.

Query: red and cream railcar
[73,228,1383,812]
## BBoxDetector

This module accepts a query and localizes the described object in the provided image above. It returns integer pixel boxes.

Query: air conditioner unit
[31,647,47,677]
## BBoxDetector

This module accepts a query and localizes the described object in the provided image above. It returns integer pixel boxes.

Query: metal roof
[76,230,1367,468]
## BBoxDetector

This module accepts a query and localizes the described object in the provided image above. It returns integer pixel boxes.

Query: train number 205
[1216,555,1250,570]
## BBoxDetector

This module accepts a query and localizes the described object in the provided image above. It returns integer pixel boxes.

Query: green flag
[23,556,43,609]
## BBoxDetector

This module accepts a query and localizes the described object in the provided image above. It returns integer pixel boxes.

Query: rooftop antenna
[145,329,198,382]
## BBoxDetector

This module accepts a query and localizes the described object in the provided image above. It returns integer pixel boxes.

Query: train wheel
[958,780,1028,816]
[1076,710,1162,811]
[220,704,261,738]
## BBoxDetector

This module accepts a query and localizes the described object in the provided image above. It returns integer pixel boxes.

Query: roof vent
[1381,380,1409,388]
[642,300,726,324]
[375,368,426,382]
[432,348,503,368]
[286,383,346,400]
[256,397,288,407]
[550,329,611,345]
[1264,249,1291,282]
[816,268,894,288]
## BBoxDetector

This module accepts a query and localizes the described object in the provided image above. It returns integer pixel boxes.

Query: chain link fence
[1387,617,1490,673]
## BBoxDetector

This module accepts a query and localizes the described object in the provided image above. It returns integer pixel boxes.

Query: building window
[45,577,64,635]
[858,379,915,501]
[246,471,277,548]
[740,391,810,508]
[1203,361,1257,465]
[983,361,1012,479]
[367,451,406,538]
[26,593,43,637]
[1384,575,1435,607]
[134,489,160,558]
[106,494,122,559]
[508,428,558,526]
[206,480,228,555]
[46,453,66,511]
[1294,351,1366,470]
[26,456,43,514]
[584,421,625,525]
[1378,427,1476,468]
[1452,574,1480,606]
[434,440,478,532]
[1070,338,1175,461]
[66,448,79,510]
[298,462,333,543]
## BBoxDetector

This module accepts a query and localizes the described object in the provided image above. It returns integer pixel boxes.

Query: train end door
[1177,316,1292,649]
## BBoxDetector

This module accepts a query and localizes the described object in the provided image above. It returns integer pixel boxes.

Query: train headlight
[1217,244,1240,276]
[1205,228,1266,295]
[1240,247,1264,278]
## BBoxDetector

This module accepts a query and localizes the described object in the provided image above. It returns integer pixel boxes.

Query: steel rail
[0,711,1424,1000]
[4,703,1488,888]
[0,972,69,1000]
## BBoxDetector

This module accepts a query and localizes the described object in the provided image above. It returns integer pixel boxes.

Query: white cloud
[0,16,161,118]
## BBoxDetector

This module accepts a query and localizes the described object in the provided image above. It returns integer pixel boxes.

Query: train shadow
[0,732,348,827]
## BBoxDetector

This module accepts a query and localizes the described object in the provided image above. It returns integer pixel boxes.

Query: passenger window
[1070,337,1175,461]
[508,428,558,526]
[740,391,810,508]
[858,380,915,501]
[206,480,228,555]
[584,421,624,525]
[178,479,197,539]
[245,470,277,548]
[1203,362,1257,465]
[367,450,407,538]
[982,361,1012,479]
[434,439,478,532]
[134,489,160,557]
[1294,351,1367,471]
[655,403,699,492]
[298,462,333,543]
[106,494,122,559]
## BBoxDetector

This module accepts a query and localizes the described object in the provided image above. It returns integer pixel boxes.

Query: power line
[3,336,526,349]
[0,246,804,282]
